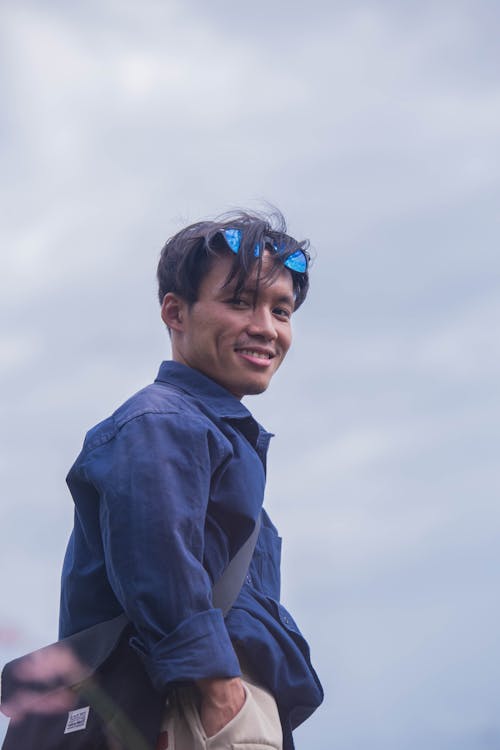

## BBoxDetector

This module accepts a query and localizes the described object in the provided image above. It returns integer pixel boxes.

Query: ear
[161,292,188,332]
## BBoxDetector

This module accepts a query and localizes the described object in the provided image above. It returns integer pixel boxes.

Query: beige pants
[156,675,283,750]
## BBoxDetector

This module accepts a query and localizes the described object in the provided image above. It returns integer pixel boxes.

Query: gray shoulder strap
[212,513,261,616]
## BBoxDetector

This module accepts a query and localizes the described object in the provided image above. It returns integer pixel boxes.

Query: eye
[273,306,292,320]
[226,297,251,309]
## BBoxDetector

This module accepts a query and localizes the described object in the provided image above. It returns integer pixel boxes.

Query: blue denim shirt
[59,361,323,748]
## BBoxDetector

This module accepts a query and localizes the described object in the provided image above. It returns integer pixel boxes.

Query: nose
[246,305,278,341]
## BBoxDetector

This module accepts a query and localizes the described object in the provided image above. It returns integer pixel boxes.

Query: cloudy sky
[1,1,499,748]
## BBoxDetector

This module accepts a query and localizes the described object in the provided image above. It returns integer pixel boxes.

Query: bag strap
[212,512,261,615]
[94,511,260,628]
[0,514,261,712]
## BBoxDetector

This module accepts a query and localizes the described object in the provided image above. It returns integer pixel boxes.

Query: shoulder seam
[84,409,213,453]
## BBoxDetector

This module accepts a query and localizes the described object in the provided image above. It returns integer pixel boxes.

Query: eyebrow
[273,293,295,308]
[223,283,295,308]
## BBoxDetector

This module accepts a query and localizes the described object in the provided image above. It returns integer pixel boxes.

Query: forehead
[207,251,295,300]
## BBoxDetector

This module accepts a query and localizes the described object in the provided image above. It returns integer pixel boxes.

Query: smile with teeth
[236,348,273,360]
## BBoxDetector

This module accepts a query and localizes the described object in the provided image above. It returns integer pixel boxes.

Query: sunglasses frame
[221,228,308,274]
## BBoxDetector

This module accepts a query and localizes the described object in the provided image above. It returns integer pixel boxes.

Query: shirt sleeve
[80,410,241,689]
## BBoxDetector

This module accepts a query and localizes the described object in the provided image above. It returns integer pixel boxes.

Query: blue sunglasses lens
[283,250,308,273]
[223,228,241,253]
[222,228,307,273]
[275,241,308,273]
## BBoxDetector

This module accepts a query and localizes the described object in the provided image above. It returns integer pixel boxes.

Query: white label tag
[64,706,90,734]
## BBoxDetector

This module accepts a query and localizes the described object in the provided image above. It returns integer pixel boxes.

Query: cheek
[280,328,293,356]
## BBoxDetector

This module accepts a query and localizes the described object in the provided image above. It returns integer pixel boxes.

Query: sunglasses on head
[221,228,308,274]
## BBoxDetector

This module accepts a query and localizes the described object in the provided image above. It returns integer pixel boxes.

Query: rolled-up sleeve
[80,410,241,688]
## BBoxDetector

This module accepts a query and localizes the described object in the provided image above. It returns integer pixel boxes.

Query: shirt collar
[155,360,256,421]
[155,361,273,463]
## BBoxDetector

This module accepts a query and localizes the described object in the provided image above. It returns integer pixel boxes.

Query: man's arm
[76,411,241,690]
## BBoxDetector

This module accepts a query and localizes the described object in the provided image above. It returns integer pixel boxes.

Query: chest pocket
[248,525,282,599]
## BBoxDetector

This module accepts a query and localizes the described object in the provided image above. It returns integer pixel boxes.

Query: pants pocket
[204,679,282,750]
[163,678,282,750]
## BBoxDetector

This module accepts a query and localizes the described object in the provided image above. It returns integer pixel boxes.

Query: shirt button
[246,574,252,584]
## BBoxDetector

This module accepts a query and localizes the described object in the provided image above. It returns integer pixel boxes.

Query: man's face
[170,252,295,399]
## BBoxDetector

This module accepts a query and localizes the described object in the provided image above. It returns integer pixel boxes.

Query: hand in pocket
[196,676,246,737]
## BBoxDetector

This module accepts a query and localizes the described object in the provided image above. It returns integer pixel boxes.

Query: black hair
[157,209,310,311]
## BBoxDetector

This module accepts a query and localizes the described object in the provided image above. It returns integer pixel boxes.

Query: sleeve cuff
[130,609,241,690]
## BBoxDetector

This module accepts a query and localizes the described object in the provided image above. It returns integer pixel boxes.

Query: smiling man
[162,242,294,398]
[59,210,323,750]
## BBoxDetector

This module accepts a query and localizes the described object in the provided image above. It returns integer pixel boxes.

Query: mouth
[234,347,276,366]
[236,348,274,360]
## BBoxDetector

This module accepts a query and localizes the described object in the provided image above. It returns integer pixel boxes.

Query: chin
[238,380,270,397]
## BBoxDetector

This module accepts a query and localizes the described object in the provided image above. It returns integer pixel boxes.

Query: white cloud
[0,334,40,370]
[416,293,500,380]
